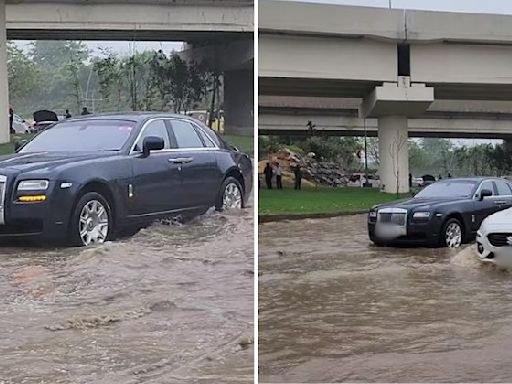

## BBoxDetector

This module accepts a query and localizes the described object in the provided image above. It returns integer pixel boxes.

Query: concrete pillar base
[378,115,409,194]
[223,68,253,136]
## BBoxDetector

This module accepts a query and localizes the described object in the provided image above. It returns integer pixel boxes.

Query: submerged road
[259,214,512,383]
[0,208,254,383]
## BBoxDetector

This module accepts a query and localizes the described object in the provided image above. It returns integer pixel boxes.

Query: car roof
[62,111,201,124]
[437,177,503,183]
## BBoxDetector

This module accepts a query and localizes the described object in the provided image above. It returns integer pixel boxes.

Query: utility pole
[388,0,392,9]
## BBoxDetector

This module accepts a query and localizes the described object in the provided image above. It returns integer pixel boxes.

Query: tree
[7,42,39,107]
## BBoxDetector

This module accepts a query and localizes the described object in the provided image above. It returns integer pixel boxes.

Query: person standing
[9,107,14,134]
[81,107,91,115]
[275,162,283,190]
[65,109,72,119]
[294,164,302,190]
[264,162,273,190]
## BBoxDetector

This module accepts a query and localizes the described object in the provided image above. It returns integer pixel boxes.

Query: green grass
[221,134,253,155]
[0,133,36,156]
[259,186,410,215]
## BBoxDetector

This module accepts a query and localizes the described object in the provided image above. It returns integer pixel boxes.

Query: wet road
[259,214,512,383]
[0,208,253,383]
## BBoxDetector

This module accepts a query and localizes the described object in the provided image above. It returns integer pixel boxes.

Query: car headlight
[369,210,377,218]
[413,211,431,219]
[17,180,49,191]
[477,230,483,237]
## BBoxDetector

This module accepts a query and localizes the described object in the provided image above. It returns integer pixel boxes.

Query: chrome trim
[126,205,204,218]
[129,117,219,155]
[0,175,7,225]
[377,207,407,215]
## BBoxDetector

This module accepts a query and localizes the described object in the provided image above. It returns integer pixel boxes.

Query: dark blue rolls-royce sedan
[1,112,252,246]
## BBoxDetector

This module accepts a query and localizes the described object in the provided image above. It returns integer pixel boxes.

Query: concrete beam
[260,0,512,46]
[361,78,434,118]
[5,1,253,40]
[260,33,396,82]
[258,113,512,139]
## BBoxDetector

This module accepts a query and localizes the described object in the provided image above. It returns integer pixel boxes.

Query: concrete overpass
[260,97,512,139]
[260,0,512,192]
[0,0,254,142]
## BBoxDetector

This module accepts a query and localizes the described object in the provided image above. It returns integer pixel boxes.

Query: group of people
[263,162,303,190]
[8,106,92,135]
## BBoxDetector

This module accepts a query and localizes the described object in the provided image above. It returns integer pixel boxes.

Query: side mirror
[142,136,164,157]
[480,188,493,200]
[14,140,27,152]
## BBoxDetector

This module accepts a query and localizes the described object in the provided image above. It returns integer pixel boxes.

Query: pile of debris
[302,160,349,187]
[261,148,355,187]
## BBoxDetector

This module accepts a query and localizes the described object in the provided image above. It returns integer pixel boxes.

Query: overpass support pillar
[223,69,253,136]
[0,0,8,144]
[378,116,409,194]
[361,78,434,194]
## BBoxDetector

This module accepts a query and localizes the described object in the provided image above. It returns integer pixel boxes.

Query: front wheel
[216,177,243,212]
[440,218,463,248]
[70,192,113,246]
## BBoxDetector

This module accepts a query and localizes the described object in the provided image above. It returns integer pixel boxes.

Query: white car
[12,113,31,134]
[476,207,512,268]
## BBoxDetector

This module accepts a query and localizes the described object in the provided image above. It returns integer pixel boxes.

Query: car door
[472,180,500,230]
[167,119,222,209]
[494,179,512,210]
[129,119,182,216]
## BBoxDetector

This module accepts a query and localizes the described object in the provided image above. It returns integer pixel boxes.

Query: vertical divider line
[253,0,259,382]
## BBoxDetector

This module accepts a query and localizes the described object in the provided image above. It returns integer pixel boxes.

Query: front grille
[488,233,512,247]
[379,212,406,226]
[0,175,7,225]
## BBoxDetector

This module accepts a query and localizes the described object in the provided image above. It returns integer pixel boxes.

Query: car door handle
[168,157,193,164]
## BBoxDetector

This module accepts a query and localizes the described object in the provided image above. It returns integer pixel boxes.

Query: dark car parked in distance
[2,112,252,246]
[368,177,512,248]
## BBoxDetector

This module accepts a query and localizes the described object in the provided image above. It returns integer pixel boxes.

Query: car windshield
[415,180,477,198]
[20,119,136,152]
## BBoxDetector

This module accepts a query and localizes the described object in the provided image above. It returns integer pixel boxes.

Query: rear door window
[170,120,204,149]
[495,180,512,195]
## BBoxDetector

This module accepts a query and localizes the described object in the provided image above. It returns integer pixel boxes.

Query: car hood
[375,196,468,211]
[482,207,512,228]
[0,151,117,173]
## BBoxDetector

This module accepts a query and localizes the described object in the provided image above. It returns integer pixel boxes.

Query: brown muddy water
[0,208,253,384]
[259,214,512,383]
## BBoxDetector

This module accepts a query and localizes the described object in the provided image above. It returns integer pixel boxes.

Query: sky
[281,0,512,14]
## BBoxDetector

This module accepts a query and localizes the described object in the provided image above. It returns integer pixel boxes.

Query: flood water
[259,214,512,383]
[0,208,253,383]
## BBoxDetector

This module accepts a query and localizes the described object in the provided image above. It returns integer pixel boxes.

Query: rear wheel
[440,218,463,248]
[216,177,243,212]
[70,192,113,246]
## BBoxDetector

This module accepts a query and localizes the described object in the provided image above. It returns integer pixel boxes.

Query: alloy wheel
[445,222,462,248]
[79,199,109,246]
[222,182,242,210]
